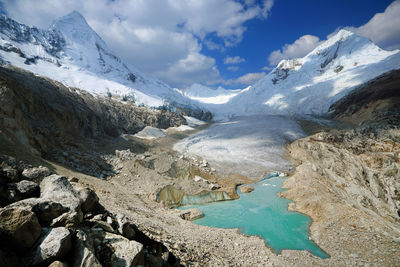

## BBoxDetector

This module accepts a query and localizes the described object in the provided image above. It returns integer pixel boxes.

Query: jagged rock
[238,185,254,193]
[33,201,66,226]
[194,175,209,184]
[22,166,51,182]
[179,208,204,221]
[5,185,20,204]
[6,198,66,226]
[48,261,69,267]
[115,149,135,161]
[0,207,41,251]
[117,215,136,240]
[209,183,221,190]
[72,230,102,267]
[40,175,81,211]
[15,180,40,198]
[102,232,144,267]
[88,219,116,233]
[2,166,19,182]
[24,227,71,266]
[51,211,83,228]
[71,183,99,213]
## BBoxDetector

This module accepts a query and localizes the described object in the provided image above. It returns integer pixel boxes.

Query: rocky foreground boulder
[0,207,41,251]
[0,156,181,266]
[23,227,72,266]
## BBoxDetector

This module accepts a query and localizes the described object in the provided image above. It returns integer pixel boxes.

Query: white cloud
[337,0,400,50]
[261,66,274,71]
[154,53,222,89]
[1,0,274,88]
[227,66,239,71]
[224,56,246,64]
[268,35,322,66]
[225,72,265,86]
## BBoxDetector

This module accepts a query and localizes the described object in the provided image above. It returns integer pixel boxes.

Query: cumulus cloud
[261,66,274,71]
[227,66,239,71]
[224,56,246,64]
[225,72,265,86]
[268,35,322,66]
[1,0,274,88]
[154,53,222,89]
[334,0,400,50]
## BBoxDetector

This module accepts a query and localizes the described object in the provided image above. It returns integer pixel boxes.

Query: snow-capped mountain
[180,83,248,104]
[0,11,198,108]
[213,30,400,118]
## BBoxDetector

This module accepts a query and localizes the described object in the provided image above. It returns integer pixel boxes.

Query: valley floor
[1,67,399,266]
[45,115,399,266]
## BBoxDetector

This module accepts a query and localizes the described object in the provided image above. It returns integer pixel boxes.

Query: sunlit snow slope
[0,11,197,108]
[180,83,248,104]
[214,30,400,118]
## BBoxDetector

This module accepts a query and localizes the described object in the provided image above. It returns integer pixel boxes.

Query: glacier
[192,30,400,119]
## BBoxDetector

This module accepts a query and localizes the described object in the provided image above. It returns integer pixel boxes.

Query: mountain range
[0,11,196,109]
[1,11,399,119]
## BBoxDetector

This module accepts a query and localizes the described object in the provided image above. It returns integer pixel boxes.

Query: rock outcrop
[238,184,254,193]
[24,227,72,266]
[0,156,181,266]
[0,66,187,177]
[0,207,41,251]
[280,69,400,266]
[179,208,204,221]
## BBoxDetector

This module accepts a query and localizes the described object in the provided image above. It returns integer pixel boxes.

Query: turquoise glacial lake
[179,177,329,258]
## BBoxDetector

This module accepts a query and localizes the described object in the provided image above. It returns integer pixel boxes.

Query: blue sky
[1,0,399,89]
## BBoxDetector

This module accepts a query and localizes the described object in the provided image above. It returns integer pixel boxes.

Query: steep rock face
[279,72,400,266]
[289,70,400,221]
[0,66,185,157]
[329,69,400,124]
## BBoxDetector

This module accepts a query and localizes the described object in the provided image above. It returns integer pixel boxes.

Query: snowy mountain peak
[208,29,400,118]
[50,11,106,47]
[54,10,87,26]
[0,13,202,110]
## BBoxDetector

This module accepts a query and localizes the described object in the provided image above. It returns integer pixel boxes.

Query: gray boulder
[15,180,40,198]
[71,182,99,213]
[6,198,66,226]
[33,201,67,226]
[209,183,221,190]
[40,175,81,211]
[179,208,204,221]
[88,218,116,233]
[117,215,136,240]
[22,166,51,182]
[51,211,83,228]
[238,185,254,193]
[25,227,71,266]
[48,261,69,267]
[72,230,102,267]
[103,232,144,267]
[2,165,19,182]
[5,185,20,204]
[0,207,41,251]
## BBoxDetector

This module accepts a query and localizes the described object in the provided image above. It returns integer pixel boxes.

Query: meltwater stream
[175,115,329,258]
[179,177,329,258]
